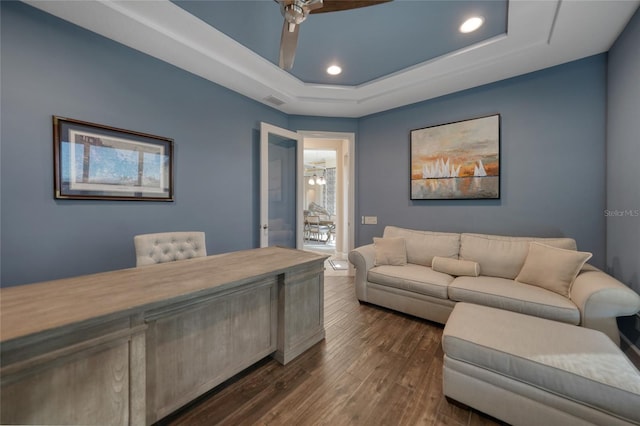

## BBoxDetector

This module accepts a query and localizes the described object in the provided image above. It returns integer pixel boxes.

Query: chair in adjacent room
[305,215,330,242]
[134,231,207,266]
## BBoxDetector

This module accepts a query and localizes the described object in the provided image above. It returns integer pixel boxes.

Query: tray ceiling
[23,0,640,117]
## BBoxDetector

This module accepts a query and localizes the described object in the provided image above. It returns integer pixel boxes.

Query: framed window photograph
[53,116,174,201]
[410,114,500,200]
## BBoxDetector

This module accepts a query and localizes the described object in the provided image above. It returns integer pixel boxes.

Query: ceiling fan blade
[279,19,300,70]
[311,0,391,14]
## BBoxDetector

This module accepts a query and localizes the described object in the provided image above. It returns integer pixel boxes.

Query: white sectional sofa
[348,226,640,344]
[443,303,640,426]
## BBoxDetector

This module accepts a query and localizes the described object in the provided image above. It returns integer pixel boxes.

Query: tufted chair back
[134,232,207,267]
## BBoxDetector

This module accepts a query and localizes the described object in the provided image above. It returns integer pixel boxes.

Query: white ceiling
[25,0,640,118]
[305,149,337,170]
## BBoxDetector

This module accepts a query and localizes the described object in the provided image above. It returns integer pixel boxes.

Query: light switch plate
[363,216,378,225]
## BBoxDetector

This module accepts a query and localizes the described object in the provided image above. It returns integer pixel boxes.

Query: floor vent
[263,95,285,106]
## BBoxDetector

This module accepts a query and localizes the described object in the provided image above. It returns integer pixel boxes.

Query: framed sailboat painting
[410,114,500,200]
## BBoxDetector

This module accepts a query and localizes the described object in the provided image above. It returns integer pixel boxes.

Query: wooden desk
[0,247,327,425]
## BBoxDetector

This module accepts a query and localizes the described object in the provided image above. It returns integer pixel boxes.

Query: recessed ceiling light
[460,16,484,33]
[327,65,342,75]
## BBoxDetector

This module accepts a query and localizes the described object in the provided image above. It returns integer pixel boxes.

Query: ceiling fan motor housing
[284,3,306,25]
[280,0,323,25]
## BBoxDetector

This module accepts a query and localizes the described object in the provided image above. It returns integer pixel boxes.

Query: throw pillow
[515,242,592,297]
[373,237,407,266]
[432,257,480,277]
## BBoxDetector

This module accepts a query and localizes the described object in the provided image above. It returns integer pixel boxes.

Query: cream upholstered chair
[134,232,207,266]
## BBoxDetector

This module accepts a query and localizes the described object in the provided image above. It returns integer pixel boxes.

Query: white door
[260,122,303,248]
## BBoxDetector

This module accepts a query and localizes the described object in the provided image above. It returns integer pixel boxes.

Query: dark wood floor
[160,275,503,426]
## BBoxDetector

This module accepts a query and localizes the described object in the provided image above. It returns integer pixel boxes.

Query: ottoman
[442,303,640,426]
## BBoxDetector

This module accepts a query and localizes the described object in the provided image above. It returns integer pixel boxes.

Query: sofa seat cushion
[368,264,453,299]
[448,276,580,324]
[443,303,640,424]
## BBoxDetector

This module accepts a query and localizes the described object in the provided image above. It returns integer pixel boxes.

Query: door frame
[299,131,356,257]
[260,122,303,248]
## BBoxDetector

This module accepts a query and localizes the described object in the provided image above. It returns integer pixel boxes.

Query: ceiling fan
[275,0,391,70]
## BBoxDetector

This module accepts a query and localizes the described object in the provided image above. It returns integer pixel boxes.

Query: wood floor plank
[362,382,413,425]
[161,275,501,426]
[322,351,408,425]
[396,327,441,392]
[265,370,363,425]
[398,353,443,426]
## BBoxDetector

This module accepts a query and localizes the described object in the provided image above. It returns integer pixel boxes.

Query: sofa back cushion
[460,233,577,279]
[383,226,460,267]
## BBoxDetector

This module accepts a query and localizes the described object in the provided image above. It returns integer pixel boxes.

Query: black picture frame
[410,114,500,200]
[53,116,174,201]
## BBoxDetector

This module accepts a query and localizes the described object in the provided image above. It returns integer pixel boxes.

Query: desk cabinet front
[275,263,325,364]
[1,317,146,425]
[145,278,278,423]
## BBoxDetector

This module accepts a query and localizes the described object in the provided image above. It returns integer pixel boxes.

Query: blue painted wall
[355,55,607,268]
[607,8,640,295]
[289,116,358,134]
[0,2,287,286]
[0,1,618,287]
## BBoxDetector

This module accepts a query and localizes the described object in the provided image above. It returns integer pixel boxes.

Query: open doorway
[300,132,354,272]
[303,148,337,255]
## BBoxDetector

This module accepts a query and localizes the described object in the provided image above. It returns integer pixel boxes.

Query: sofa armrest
[570,267,640,345]
[348,244,376,301]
